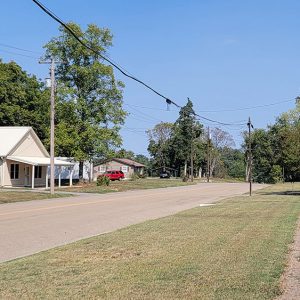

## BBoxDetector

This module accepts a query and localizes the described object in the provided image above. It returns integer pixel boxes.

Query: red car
[103,170,125,181]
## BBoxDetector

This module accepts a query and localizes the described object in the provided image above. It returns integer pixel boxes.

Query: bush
[130,173,140,181]
[182,176,189,182]
[269,165,283,183]
[97,175,110,186]
[138,173,147,179]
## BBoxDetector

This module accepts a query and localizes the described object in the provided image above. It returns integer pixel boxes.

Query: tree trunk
[199,167,202,178]
[79,160,84,182]
[184,160,187,177]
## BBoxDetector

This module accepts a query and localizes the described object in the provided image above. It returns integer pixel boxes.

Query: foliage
[0,60,50,142]
[147,122,174,170]
[96,175,110,186]
[130,173,140,181]
[44,23,127,177]
[242,99,300,183]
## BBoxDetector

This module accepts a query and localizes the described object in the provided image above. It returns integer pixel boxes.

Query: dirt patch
[276,218,300,300]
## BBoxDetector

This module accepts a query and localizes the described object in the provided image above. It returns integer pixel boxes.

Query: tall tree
[208,127,235,177]
[147,122,174,170]
[0,60,49,141]
[172,99,202,176]
[44,23,126,178]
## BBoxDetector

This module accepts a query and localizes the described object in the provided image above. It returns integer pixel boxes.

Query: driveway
[0,182,264,262]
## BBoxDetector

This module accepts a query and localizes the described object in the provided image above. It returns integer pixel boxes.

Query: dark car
[160,171,170,179]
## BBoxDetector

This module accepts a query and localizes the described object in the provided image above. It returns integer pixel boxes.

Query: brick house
[94,158,145,179]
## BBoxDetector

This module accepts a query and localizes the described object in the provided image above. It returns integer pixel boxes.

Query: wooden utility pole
[49,58,55,195]
[207,127,211,183]
[40,58,56,195]
[247,117,253,196]
[190,139,194,182]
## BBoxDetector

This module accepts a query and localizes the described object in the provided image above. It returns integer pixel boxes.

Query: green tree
[44,23,126,178]
[0,60,49,141]
[147,122,174,170]
[171,99,202,176]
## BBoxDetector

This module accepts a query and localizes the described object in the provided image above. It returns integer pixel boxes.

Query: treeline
[0,23,127,178]
[246,99,300,183]
[147,99,300,183]
[146,99,245,179]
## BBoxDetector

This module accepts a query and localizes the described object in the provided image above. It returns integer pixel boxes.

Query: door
[24,166,30,186]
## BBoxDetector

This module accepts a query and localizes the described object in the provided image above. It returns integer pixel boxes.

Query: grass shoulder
[0,190,71,204]
[1,183,300,298]
[62,178,196,193]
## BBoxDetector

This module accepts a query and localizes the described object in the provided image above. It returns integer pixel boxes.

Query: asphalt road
[0,182,264,263]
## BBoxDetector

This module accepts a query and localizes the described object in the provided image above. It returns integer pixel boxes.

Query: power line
[32,0,245,128]
[32,0,179,108]
[124,103,162,122]
[0,43,42,55]
[196,99,295,113]
[0,48,40,60]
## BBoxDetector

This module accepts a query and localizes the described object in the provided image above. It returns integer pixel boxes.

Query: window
[100,165,106,172]
[121,166,128,173]
[34,166,42,179]
[10,164,19,179]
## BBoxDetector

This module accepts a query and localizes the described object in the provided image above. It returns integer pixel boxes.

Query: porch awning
[7,156,74,166]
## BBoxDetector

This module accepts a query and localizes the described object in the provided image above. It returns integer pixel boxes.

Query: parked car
[103,170,124,181]
[160,171,170,179]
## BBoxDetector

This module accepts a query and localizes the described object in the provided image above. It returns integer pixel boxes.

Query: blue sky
[1,0,300,156]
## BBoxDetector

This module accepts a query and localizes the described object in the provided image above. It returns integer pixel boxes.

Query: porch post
[32,165,35,189]
[69,166,73,187]
[0,158,3,187]
[46,166,49,189]
[58,166,61,188]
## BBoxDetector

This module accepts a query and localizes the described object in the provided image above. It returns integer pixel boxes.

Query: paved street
[0,183,264,262]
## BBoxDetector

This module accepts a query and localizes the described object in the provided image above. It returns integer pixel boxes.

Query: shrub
[138,173,147,179]
[182,176,189,182]
[130,173,140,181]
[97,175,110,186]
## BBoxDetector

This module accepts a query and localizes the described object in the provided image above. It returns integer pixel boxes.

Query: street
[0,183,264,262]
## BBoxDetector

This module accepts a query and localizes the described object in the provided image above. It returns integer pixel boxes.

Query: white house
[0,127,73,188]
[51,157,93,183]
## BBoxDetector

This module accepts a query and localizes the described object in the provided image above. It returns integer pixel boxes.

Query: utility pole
[40,58,56,195]
[247,117,253,196]
[190,139,194,182]
[207,127,211,183]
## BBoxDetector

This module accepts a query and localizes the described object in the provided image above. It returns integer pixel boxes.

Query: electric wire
[32,0,179,107]
[0,48,40,60]
[0,43,42,55]
[32,0,245,127]
[196,99,295,113]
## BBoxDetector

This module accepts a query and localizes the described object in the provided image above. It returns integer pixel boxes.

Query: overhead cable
[31,0,246,127]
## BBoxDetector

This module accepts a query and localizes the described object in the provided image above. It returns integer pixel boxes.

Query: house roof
[113,158,145,167]
[0,126,49,157]
[7,156,74,166]
[0,127,31,156]
[97,158,145,167]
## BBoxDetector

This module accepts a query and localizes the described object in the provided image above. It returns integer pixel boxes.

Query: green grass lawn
[62,178,196,193]
[0,183,300,299]
[0,190,70,204]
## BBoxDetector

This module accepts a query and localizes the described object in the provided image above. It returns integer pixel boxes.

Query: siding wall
[4,160,47,187]
[0,158,3,186]
[11,131,46,157]
[94,161,134,179]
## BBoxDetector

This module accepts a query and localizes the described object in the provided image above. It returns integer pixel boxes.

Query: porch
[3,156,74,189]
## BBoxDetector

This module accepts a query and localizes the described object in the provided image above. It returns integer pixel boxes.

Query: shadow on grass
[257,187,300,196]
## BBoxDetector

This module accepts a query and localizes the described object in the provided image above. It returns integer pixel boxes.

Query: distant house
[0,127,73,188]
[94,158,145,179]
[51,158,93,183]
